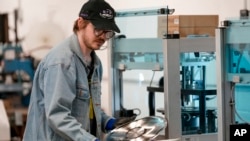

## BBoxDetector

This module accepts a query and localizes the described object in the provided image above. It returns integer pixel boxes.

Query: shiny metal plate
[106,116,167,141]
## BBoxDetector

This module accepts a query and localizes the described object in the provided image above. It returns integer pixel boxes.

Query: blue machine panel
[225,19,250,83]
[225,18,250,124]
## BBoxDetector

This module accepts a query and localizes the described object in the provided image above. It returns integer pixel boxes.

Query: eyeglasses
[94,28,115,39]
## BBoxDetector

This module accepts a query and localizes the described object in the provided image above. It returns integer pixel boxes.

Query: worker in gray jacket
[23,0,120,140]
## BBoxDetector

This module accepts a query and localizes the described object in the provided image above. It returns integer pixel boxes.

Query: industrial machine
[216,15,250,141]
[1,1,65,139]
[109,6,174,119]
[0,8,35,106]
[1,7,35,140]
[108,7,218,140]
[0,44,34,105]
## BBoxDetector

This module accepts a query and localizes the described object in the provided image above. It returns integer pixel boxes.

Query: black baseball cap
[79,0,120,33]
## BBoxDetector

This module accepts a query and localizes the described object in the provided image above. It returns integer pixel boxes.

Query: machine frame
[108,37,218,140]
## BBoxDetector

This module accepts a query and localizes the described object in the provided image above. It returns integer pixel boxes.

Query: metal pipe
[116,7,174,17]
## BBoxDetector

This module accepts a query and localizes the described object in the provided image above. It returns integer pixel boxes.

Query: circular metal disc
[106,116,167,141]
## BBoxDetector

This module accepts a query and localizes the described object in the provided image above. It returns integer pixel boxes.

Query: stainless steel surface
[106,116,166,141]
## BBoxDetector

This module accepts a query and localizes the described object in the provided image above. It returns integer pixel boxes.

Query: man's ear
[77,17,84,29]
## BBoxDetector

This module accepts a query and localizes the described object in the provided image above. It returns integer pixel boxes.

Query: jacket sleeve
[43,62,96,141]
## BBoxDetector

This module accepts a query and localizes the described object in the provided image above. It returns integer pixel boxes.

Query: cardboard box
[169,26,216,37]
[158,15,219,38]
[166,15,219,27]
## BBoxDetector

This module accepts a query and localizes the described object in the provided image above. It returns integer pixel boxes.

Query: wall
[0,0,249,115]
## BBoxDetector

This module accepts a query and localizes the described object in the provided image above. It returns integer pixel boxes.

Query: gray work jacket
[23,34,112,141]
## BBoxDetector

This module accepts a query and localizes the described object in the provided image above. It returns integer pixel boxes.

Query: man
[23,0,120,140]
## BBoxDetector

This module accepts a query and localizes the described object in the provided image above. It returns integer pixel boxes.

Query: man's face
[78,19,108,51]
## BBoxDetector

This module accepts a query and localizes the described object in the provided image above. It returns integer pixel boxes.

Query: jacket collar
[69,34,100,67]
